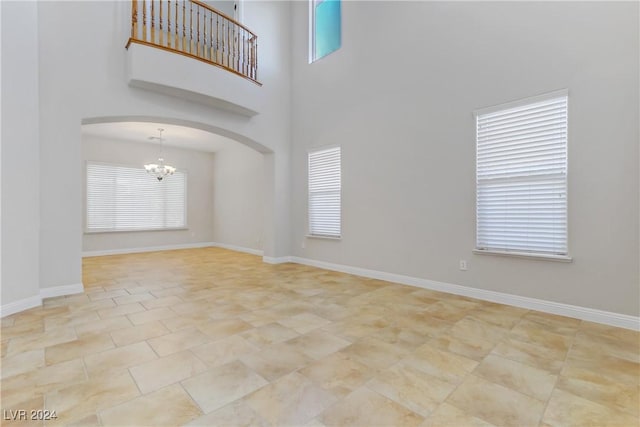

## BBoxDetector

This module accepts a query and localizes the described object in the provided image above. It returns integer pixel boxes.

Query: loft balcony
[125,0,262,117]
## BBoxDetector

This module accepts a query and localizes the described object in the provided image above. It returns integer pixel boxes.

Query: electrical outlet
[459,260,468,271]
[301,240,306,249]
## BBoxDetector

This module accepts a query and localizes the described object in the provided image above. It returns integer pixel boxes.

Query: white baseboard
[83,242,264,258]
[82,242,216,257]
[289,256,640,331]
[210,242,263,256]
[40,283,84,299]
[0,295,42,318]
[7,248,637,330]
[1,283,85,318]
[263,256,293,264]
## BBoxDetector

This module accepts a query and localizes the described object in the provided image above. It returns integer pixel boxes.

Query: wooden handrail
[190,0,254,35]
[126,0,261,85]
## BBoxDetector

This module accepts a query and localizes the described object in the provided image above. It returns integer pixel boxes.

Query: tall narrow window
[310,0,341,62]
[475,91,568,257]
[86,162,186,232]
[308,146,341,237]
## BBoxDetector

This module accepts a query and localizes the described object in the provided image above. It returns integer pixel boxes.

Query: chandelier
[144,128,176,181]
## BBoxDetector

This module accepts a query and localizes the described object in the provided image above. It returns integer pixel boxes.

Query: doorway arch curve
[81,115,273,155]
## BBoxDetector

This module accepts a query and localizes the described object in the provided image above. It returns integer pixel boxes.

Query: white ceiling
[81,122,237,153]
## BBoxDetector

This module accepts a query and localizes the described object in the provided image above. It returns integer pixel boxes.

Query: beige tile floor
[1,247,638,426]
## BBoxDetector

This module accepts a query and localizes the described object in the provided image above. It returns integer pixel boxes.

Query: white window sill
[305,234,342,241]
[473,249,572,263]
[85,227,188,234]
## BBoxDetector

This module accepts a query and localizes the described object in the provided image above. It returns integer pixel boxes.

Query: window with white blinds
[475,92,568,257]
[86,162,186,232]
[308,146,341,238]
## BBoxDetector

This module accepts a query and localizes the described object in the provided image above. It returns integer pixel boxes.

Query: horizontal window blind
[309,146,341,237]
[476,95,568,255]
[87,162,186,232]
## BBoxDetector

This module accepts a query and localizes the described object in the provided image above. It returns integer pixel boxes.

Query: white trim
[0,295,42,318]
[85,227,189,235]
[82,242,215,257]
[289,256,640,331]
[210,242,263,256]
[308,0,314,64]
[307,143,342,154]
[1,283,85,317]
[473,249,572,263]
[263,256,292,264]
[305,234,342,241]
[40,283,84,299]
[473,88,569,117]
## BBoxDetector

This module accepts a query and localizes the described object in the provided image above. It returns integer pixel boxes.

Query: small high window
[310,0,341,63]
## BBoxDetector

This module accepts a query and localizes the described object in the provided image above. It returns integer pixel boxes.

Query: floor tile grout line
[536,317,583,425]
[125,366,145,397]
[552,321,640,418]
[4,248,639,425]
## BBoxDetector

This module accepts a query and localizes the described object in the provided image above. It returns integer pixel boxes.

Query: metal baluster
[175,0,179,51]
[221,19,225,66]
[242,29,246,75]
[182,1,186,52]
[235,26,239,71]
[196,5,200,57]
[248,35,252,78]
[254,38,258,79]
[166,0,171,47]
[131,0,138,39]
[150,0,155,43]
[189,1,193,53]
[142,0,147,41]
[209,12,214,61]
[159,0,163,46]
[216,14,220,64]
[227,19,231,68]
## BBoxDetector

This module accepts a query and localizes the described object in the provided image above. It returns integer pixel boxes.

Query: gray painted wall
[205,0,236,19]
[1,1,41,303]
[212,143,264,251]
[290,1,639,316]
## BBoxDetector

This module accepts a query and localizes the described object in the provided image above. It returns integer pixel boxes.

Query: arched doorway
[80,116,275,261]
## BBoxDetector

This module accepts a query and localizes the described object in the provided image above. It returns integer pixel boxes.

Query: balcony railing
[126,0,260,84]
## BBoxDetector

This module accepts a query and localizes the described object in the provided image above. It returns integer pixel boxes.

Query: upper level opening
[126,0,260,84]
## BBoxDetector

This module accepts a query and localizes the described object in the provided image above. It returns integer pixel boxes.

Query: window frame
[84,160,188,234]
[307,145,342,239]
[308,0,342,63]
[473,89,571,261]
